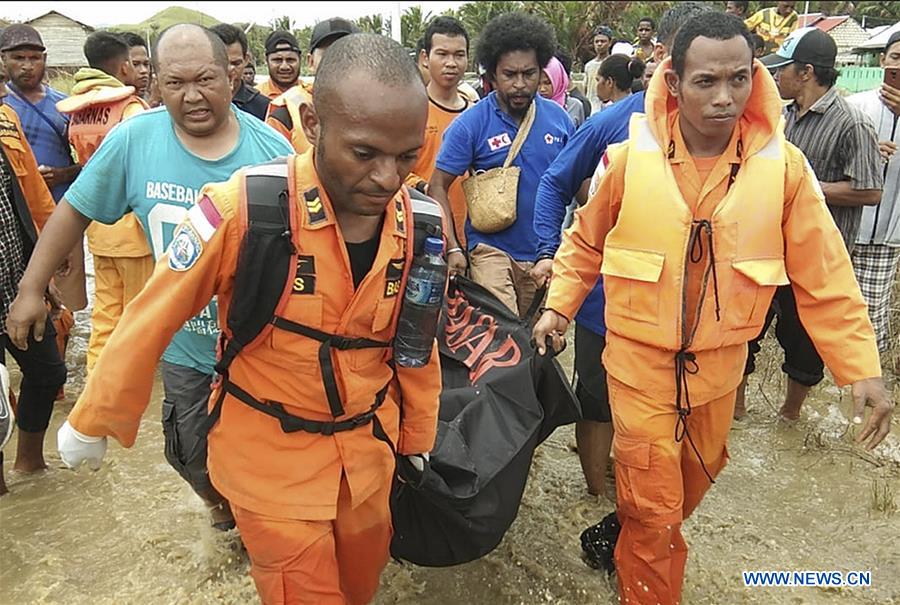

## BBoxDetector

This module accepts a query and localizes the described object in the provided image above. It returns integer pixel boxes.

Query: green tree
[356,14,390,36]
[458,0,522,34]
[270,15,293,32]
[523,1,646,70]
[458,1,523,62]
[402,6,433,47]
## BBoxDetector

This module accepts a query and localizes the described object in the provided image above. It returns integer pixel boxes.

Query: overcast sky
[2,2,465,29]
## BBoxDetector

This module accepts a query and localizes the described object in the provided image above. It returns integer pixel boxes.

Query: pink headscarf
[542,57,569,108]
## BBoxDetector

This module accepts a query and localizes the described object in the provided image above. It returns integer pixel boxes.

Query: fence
[836,66,885,93]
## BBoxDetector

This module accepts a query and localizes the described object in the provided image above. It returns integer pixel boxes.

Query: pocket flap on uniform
[600,247,665,283]
[613,435,651,470]
[732,258,789,286]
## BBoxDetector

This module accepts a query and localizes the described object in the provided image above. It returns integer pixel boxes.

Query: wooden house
[26,10,94,71]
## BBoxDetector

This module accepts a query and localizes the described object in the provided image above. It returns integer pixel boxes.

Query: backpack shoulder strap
[407,186,444,256]
[215,156,297,374]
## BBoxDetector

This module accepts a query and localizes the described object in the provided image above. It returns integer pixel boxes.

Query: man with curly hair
[429,12,574,318]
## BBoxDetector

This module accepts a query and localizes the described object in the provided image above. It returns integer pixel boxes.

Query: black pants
[574,323,611,423]
[1,316,67,434]
[160,361,224,504]
[744,285,824,387]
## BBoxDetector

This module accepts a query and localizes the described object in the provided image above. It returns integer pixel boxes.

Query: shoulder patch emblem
[394,198,405,233]
[293,254,317,294]
[168,224,203,272]
[0,116,21,142]
[385,258,405,298]
[304,188,326,224]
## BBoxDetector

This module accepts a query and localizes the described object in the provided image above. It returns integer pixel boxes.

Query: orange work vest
[266,83,313,154]
[58,87,151,257]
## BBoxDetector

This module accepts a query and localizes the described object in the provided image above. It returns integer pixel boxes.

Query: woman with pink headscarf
[538,56,584,127]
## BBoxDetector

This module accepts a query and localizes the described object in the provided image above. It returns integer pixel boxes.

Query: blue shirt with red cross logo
[436,92,574,261]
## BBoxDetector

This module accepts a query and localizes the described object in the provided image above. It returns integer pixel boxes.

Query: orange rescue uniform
[57,74,154,370]
[266,82,314,154]
[68,150,441,604]
[257,77,294,101]
[0,105,55,231]
[548,59,880,605]
[406,95,471,246]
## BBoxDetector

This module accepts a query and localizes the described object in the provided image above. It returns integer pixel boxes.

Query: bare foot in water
[209,500,236,531]
[14,430,48,473]
[778,402,802,421]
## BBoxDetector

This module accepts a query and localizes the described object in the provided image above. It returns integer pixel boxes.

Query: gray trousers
[160,361,224,505]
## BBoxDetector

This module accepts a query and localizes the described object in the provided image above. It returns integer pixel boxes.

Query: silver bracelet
[447,247,463,255]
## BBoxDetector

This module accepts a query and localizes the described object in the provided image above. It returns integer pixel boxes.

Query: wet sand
[1,296,898,604]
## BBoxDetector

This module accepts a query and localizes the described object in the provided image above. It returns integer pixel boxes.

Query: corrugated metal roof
[798,13,850,32]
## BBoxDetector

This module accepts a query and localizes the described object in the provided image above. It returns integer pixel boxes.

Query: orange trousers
[231,476,392,605]
[608,377,734,605]
[87,255,154,371]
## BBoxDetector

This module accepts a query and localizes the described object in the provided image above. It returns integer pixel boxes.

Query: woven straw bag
[463,101,536,233]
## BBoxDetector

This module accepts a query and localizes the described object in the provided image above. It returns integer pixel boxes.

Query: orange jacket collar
[294,151,409,240]
[646,57,784,162]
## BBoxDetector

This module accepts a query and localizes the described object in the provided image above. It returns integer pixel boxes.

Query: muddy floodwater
[2,266,899,604]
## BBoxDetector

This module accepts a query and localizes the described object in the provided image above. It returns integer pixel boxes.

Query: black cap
[265,30,301,56]
[0,24,45,52]
[593,26,614,40]
[761,27,837,69]
[309,18,358,52]
[886,30,900,54]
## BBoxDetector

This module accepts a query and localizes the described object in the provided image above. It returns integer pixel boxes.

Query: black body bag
[390,276,581,566]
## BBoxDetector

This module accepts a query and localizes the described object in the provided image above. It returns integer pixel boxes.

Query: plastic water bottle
[394,237,447,368]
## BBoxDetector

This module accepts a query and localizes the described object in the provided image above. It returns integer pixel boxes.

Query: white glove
[57,420,107,470]
[406,452,430,472]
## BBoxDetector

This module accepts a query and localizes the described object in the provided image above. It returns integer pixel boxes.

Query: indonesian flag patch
[588,152,610,199]
[186,196,223,242]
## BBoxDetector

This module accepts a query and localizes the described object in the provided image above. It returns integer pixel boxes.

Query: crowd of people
[0,2,897,604]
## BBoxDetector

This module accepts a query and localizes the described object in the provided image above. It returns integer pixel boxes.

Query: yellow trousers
[87,255,154,371]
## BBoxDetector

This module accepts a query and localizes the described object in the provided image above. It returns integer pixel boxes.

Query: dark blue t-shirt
[436,92,574,261]
[5,85,73,202]
[533,91,646,335]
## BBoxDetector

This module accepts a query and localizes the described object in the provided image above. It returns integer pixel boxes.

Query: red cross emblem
[487,133,512,151]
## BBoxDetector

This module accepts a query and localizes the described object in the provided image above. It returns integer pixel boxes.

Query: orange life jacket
[602,113,789,354]
[266,82,313,154]
[58,87,148,164]
[57,87,151,257]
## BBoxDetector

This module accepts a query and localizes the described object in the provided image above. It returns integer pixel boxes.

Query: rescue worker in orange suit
[56,31,152,371]
[533,13,894,605]
[0,61,67,493]
[54,34,440,604]
[266,17,358,154]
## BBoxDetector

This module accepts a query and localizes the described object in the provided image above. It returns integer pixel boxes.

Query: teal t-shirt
[66,107,292,374]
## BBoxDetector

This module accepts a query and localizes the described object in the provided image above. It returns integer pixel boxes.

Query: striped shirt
[784,86,884,249]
